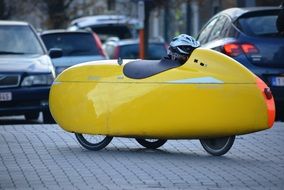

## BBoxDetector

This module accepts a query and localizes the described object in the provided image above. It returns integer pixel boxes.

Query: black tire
[25,112,39,120]
[43,111,55,124]
[200,136,235,156]
[135,138,167,149]
[75,133,113,151]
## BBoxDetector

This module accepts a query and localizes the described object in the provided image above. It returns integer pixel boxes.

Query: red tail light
[264,88,273,100]
[114,46,120,59]
[223,43,242,56]
[92,33,107,57]
[241,44,258,54]
[223,43,259,57]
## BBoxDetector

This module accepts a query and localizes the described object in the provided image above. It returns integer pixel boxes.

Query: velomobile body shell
[49,48,275,139]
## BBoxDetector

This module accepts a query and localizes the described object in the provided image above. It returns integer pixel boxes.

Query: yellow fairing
[49,48,271,139]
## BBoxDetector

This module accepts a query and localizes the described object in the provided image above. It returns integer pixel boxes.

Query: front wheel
[136,138,167,149]
[200,136,235,156]
[75,133,113,151]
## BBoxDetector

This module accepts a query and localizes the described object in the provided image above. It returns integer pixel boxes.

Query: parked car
[103,38,167,60]
[40,30,106,75]
[0,21,57,123]
[196,7,284,121]
[68,15,139,42]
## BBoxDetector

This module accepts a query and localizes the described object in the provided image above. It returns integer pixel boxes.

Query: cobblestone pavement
[0,122,283,190]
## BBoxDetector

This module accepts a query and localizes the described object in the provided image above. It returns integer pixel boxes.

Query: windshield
[237,14,279,37]
[41,33,100,56]
[90,25,133,43]
[0,25,44,55]
[119,43,167,60]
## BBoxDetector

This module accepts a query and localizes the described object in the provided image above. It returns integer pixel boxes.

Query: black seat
[123,58,181,79]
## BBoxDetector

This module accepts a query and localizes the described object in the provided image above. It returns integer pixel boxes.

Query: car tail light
[223,43,259,57]
[223,43,241,57]
[114,46,120,59]
[241,44,258,54]
[256,77,275,128]
[92,33,107,57]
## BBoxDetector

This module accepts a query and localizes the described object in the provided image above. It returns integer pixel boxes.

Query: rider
[167,34,200,64]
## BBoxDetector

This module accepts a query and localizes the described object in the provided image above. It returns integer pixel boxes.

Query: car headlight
[21,74,54,86]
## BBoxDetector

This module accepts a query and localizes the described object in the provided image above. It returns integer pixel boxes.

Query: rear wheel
[24,112,39,121]
[135,138,167,149]
[200,136,235,156]
[75,133,113,151]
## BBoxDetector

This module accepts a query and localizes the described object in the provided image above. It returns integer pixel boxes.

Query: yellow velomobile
[49,48,275,156]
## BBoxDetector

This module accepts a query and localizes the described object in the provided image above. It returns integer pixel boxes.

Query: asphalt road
[0,119,283,190]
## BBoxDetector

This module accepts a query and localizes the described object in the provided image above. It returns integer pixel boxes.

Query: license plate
[271,77,284,86]
[0,92,12,101]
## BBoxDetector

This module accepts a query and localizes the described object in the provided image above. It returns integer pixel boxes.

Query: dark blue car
[0,21,56,123]
[40,30,107,75]
[197,6,284,121]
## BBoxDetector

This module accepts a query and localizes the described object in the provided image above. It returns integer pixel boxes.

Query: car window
[41,33,100,56]
[119,43,167,60]
[197,17,218,44]
[207,15,230,41]
[90,25,132,43]
[147,44,167,59]
[0,25,44,55]
[237,14,278,36]
[220,17,231,37]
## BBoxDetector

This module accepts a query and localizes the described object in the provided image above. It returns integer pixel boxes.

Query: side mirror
[49,48,63,59]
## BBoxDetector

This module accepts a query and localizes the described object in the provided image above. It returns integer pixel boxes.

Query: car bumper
[270,86,284,101]
[0,86,50,116]
[270,86,284,121]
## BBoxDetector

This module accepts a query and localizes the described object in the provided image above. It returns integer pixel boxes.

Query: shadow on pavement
[60,145,237,163]
[0,115,42,125]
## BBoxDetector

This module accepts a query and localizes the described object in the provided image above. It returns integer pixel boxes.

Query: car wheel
[24,112,39,120]
[135,138,167,149]
[75,133,113,151]
[200,136,235,156]
[43,111,55,124]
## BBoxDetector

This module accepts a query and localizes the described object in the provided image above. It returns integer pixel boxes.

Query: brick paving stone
[0,123,283,189]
